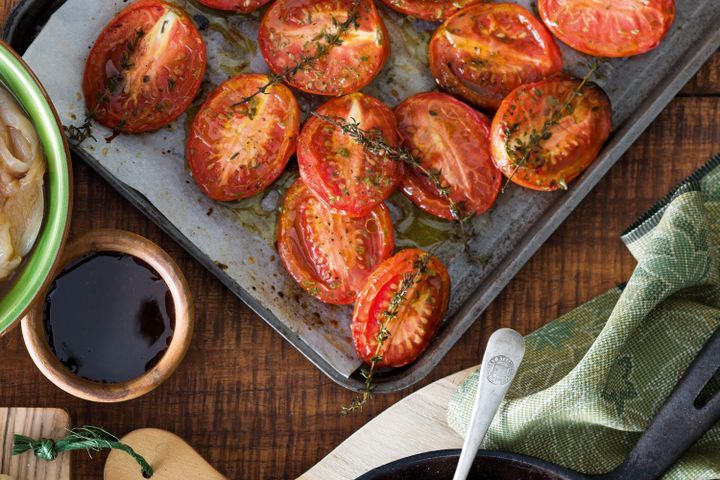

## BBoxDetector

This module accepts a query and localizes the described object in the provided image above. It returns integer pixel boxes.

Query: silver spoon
[452,328,526,480]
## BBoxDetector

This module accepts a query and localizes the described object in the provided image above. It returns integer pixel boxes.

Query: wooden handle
[104,428,225,480]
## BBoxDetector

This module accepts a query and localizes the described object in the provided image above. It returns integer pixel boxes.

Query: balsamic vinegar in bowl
[22,229,194,403]
[43,252,175,383]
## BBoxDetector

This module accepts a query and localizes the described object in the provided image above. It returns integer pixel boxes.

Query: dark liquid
[43,252,175,383]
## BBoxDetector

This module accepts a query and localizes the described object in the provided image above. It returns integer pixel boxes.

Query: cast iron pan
[359,326,720,480]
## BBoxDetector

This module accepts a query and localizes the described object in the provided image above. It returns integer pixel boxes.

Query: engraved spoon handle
[452,328,526,480]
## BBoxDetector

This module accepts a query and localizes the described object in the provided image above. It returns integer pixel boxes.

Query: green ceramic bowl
[0,40,71,335]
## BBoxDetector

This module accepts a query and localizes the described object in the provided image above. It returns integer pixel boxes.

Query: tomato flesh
[396,92,501,220]
[197,0,272,13]
[539,0,675,57]
[378,0,482,21]
[83,0,206,133]
[278,179,395,305]
[258,0,389,96]
[187,74,300,201]
[429,3,563,111]
[298,93,402,217]
[352,248,450,367]
[490,75,612,191]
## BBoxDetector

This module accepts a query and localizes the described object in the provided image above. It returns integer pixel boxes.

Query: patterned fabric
[447,154,720,479]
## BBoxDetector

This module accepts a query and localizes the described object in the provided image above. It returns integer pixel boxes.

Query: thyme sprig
[64,113,96,145]
[342,253,432,415]
[233,0,361,107]
[311,112,474,250]
[501,59,604,192]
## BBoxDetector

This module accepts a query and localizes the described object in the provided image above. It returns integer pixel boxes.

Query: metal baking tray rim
[5,0,719,393]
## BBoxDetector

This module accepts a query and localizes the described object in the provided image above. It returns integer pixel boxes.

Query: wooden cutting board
[104,428,225,480]
[0,407,71,480]
[298,366,477,480]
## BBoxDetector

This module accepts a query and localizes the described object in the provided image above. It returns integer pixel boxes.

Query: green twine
[12,426,153,478]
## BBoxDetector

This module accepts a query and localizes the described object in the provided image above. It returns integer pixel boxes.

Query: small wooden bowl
[21,229,194,403]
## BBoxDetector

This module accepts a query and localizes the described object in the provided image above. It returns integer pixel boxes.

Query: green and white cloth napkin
[448,154,720,479]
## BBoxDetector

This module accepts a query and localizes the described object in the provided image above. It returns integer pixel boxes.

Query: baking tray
[5,0,720,393]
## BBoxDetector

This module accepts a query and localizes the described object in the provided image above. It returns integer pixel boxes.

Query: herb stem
[342,253,432,415]
[311,112,474,251]
[65,113,96,145]
[233,0,361,107]
[501,59,603,192]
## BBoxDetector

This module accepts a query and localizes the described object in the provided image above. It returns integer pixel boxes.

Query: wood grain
[300,367,475,480]
[0,407,71,480]
[0,1,716,478]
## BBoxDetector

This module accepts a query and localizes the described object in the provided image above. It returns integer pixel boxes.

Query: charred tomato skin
[197,0,272,13]
[396,91,501,220]
[297,93,402,217]
[83,0,207,133]
[378,0,483,21]
[258,0,390,96]
[490,75,612,191]
[187,74,300,201]
[429,2,563,111]
[538,0,675,58]
[277,179,395,305]
[352,248,450,368]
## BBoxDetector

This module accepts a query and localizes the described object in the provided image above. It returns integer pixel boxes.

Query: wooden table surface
[0,2,718,478]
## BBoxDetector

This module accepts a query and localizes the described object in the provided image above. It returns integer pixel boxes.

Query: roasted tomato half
[352,248,450,368]
[197,0,271,13]
[278,179,395,305]
[396,92,501,221]
[298,93,402,217]
[378,0,482,21]
[490,75,612,191]
[539,0,675,57]
[429,3,563,111]
[83,0,206,133]
[187,74,300,201]
[258,0,389,96]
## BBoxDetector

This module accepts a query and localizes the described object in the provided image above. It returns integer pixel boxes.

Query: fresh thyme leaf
[233,0,361,108]
[311,112,476,253]
[501,59,604,192]
[341,253,432,415]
